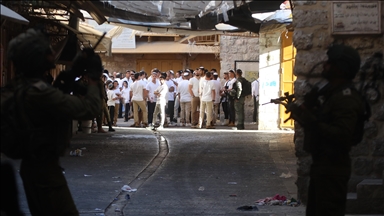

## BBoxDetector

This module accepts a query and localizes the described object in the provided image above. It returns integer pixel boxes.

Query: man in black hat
[287,44,364,216]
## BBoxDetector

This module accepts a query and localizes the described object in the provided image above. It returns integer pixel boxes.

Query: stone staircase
[346,173,384,214]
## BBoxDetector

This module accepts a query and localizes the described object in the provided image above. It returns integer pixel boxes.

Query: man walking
[130,73,148,127]
[189,68,202,128]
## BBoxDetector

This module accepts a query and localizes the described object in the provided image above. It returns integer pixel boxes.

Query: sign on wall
[87,20,136,49]
[234,61,259,82]
[331,1,381,34]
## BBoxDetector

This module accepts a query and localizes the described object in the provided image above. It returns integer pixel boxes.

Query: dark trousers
[108,105,115,125]
[118,99,123,118]
[306,156,351,216]
[147,101,156,124]
[20,158,78,216]
[228,98,236,123]
[1,161,24,216]
[222,101,229,119]
[167,100,175,122]
[124,103,130,121]
[253,96,259,122]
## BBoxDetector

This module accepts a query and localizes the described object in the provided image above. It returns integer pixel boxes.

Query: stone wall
[292,1,384,204]
[219,35,259,123]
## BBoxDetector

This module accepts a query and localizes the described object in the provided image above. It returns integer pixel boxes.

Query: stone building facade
[292,1,384,213]
[219,35,259,123]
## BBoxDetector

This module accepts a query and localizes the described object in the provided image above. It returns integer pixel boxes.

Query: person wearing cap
[145,70,160,126]
[151,73,169,130]
[220,71,230,125]
[107,82,119,130]
[178,71,192,126]
[227,69,237,127]
[130,73,149,127]
[189,68,202,128]
[286,44,364,216]
[212,72,221,125]
[165,70,177,126]
[197,71,216,129]
[232,69,247,130]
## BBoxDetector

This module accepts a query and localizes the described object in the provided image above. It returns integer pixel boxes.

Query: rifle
[262,92,295,106]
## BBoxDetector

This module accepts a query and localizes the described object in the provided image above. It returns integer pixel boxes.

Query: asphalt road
[9,120,305,216]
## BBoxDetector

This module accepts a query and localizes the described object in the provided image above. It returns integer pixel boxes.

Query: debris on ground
[279,172,292,178]
[236,205,259,211]
[69,149,82,156]
[255,194,300,207]
[121,185,137,192]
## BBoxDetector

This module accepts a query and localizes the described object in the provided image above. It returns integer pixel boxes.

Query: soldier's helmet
[326,44,361,80]
[7,28,55,77]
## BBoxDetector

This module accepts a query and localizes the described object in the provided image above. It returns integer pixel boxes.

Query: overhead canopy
[0,4,29,25]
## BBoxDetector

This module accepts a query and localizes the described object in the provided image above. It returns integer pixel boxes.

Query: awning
[112,41,219,54]
[58,21,112,55]
[0,4,29,25]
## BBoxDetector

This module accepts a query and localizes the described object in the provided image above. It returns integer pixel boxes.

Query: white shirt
[178,80,191,102]
[213,79,221,103]
[189,77,200,97]
[130,81,146,101]
[165,80,176,101]
[107,89,117,106]
[121,86,130,104]
[200,79,215,102]
[252,79,260,101]
[155,83,169,105]
[113,88,121,104]
[228,78,237,89]
[146,81,160,102]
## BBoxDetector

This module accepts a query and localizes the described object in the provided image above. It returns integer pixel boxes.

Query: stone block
[364,121,378,139]
[293,10,328,28]
[374,104,384,121]
[293,30,313,50]
[350,139,371,156]
[346,37,375,50]
[372,138,384,156]
[296,156,312,176]
[357,179,384,199]
[294,50,327,76]
[373,158,384,177]
[353,158,373,176]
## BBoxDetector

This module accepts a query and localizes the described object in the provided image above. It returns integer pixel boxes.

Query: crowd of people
[97,66,260,130]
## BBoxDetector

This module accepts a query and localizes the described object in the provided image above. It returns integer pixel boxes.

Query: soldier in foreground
[287,44,364,216]
[3,28,103,215]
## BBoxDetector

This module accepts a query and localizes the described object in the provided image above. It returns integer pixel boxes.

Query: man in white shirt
[151,73,169,130]
[178,71,192,126]
[146,71,160,126]
[251,78,260,124]
[227,69,237,127]
[189,68,202,128]
[198,71,216,129]
[212,72,222,125]
[220,71,230,125]
[130,73,148,127]
[165,71,177,125]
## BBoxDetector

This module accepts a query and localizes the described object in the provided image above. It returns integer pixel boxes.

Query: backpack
[1,83,33,159]
[239,77,252,97]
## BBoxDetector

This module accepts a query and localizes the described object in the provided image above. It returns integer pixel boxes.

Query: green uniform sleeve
[27,83,101,120]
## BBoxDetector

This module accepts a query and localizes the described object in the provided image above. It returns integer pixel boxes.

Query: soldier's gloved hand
[286,103,317,127]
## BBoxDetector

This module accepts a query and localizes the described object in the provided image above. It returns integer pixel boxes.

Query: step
[357,179,384,199]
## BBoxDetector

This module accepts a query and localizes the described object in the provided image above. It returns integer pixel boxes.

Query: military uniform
[233,77,246,130]
[19,79,101,216]
[303,82,363,216]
